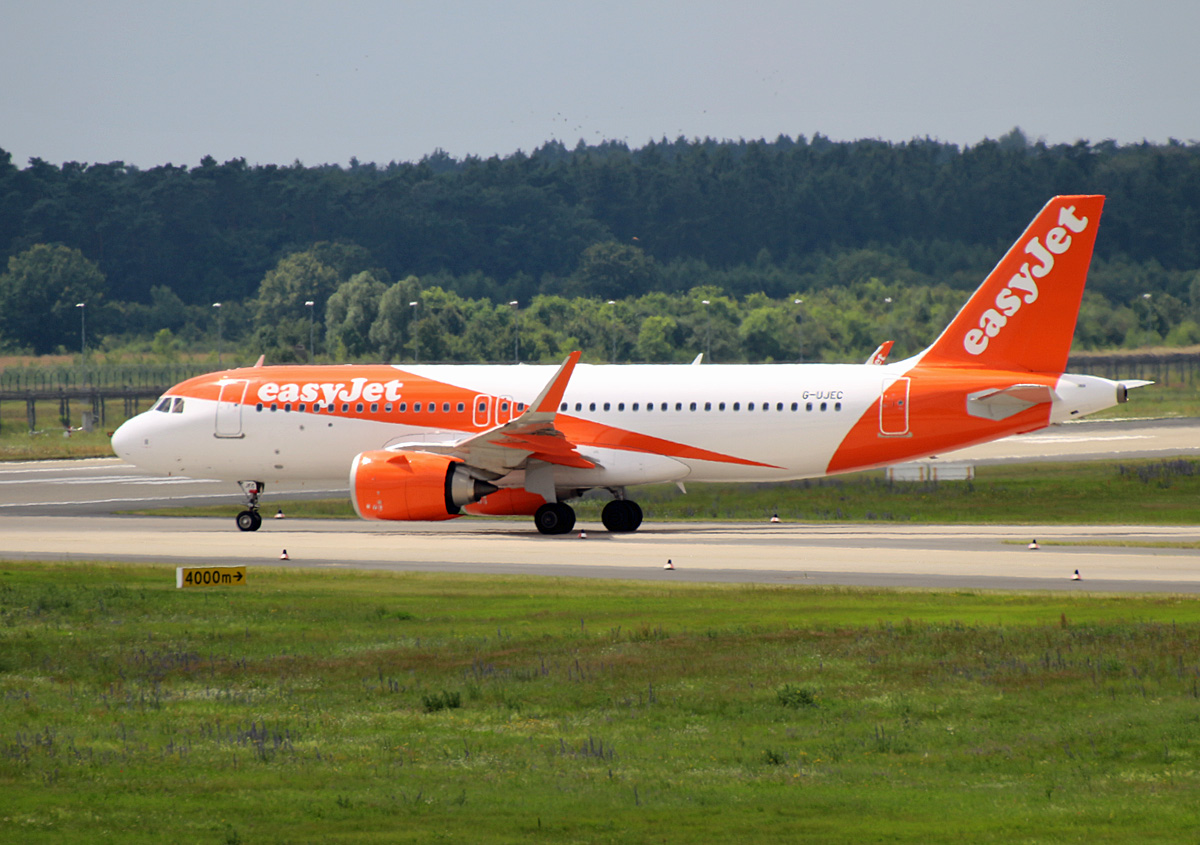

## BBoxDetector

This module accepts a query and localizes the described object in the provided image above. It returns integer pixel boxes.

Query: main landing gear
[532,498,644,535]
[534,502,576,535]
[235,480,265,532]
[601,499,642,533]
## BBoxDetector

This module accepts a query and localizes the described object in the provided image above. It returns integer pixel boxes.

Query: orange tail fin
[920,195,1105,373]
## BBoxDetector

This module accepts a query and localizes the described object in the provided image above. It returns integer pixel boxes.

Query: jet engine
[350,450,498,521]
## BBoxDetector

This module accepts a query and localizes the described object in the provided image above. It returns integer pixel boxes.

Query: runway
[0,417,1197,592]
[3,515,1198,594]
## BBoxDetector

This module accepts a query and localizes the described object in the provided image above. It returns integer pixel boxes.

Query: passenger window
[428,404,436,413]
[733,402,740,411]
[776,403,784,411]
[256,403,263,412]
[632,403,639,411]
[479,402,487,412]
[501,402,509,412]
[704,402,711,411]
[603,402,610,411]
[820,402,828,411]
[690,402,696,411]
[516,403,526,411]
[575,402,582,411]
[371,403,379,413]
[647,403,653,412]
[618,403,625,411]
[284,403,292,412]
[355,403,364,413]
[456,403,464,412]
[414,403,422,412]
[442,403,450,413]
[271,404,278,412]
[399,403,407,412]
[661,403,668,411]
[590,402,596,411]
[806,402,813,411]
[791,402,798,411]
[560,403,567,412]
[385,403,392,413]
[719,402,725,411]
[748,402,755,411]
[835,402,842,411]
[341,403,348,412]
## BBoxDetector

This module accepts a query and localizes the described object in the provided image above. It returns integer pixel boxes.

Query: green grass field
[4,563,1200,843]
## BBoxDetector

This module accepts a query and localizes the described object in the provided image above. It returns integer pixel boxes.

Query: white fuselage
[111,360,1124,494]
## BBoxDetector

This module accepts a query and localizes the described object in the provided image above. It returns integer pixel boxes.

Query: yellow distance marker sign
[176,565,247,588]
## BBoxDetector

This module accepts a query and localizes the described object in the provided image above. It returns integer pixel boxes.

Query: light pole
[408,300,419,362]
[212,303,222,367]
[793,298,803,362]
[509,300,519,363]
[701,300,711,361]
[607,299,617,363]
[305,300,315,363]
[75,302,86,361]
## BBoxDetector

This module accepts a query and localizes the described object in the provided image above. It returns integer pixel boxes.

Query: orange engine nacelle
[350,450,498,521]
[463,488,548,516]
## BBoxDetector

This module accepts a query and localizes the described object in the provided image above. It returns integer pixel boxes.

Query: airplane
[112,195,1150,535]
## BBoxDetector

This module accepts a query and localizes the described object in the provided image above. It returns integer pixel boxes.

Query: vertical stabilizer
[920,195,1105,373]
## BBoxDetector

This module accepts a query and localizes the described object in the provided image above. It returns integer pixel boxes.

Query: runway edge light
[176,565,247,588]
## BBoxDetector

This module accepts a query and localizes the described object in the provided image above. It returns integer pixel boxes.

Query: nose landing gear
[235,480,266,532]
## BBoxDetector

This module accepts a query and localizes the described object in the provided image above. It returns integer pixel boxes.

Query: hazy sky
[3,1,1198,169]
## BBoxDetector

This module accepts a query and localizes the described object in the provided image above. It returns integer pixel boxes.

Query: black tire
[534,502,576,535]
[624,500,643,531]
[236,510,262,532]
[602,500,642,533]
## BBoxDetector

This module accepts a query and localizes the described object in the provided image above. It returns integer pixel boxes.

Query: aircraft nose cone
[110,416,144,462]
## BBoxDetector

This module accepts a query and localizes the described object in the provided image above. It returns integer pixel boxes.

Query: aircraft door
[497,395,517,424]
[215,380,249,438]
[473,394,491,428]
[879,377,911,436]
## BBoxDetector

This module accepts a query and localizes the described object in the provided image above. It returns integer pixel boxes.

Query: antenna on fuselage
[253,354,265,368]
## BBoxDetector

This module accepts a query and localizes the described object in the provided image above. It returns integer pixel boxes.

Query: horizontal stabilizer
[966,384,1058,421]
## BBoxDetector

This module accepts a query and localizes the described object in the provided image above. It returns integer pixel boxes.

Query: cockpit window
[155,398,172,412]
[171,398,185,413]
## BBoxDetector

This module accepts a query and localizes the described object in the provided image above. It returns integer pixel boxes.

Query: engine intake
[351,450,498,521]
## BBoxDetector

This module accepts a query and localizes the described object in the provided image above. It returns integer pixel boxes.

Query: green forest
[2,129,1199,365]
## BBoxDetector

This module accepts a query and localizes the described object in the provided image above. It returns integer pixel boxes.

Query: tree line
[1,129,1199,362]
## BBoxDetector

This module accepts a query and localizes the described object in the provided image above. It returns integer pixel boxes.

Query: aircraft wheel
[534,502,576,535]
[624,500,643,531]
[602,500,642,533]
[236,510,262,532]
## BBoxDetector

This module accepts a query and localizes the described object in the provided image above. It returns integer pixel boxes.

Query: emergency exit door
[879,377,910,436]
